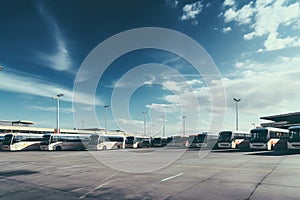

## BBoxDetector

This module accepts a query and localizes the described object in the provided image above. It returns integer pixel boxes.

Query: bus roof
[288,126,300,130]
[250,127,289,132]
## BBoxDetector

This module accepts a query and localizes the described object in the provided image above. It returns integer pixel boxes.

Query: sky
[0,0,300,136]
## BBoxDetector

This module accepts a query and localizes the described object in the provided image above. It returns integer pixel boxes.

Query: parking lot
[1,148,300,200]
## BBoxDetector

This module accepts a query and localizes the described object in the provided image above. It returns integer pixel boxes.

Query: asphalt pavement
[1,148,300,200]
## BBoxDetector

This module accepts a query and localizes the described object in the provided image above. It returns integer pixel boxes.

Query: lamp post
[52,93,64,133]
[233,98,241,131]
[152,124,155,137]
[142,111,147,136]
[81,120,84,129]
[252,123,256,128]
[162,115,166,137]
[182,116,186,136]
[104,105,110,134]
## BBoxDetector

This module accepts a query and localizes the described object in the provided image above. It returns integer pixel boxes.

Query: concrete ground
[1,148,300,200]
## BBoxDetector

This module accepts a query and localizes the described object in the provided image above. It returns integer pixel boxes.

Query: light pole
[104,105,110,134]
[52,93,64,133]
[152,124,155,137]
[252,123,256,128]
[162,115,166,137]
[142,111,147,136]
[81,120,84,129]
[233,98,241,131]
[182,116,186,136]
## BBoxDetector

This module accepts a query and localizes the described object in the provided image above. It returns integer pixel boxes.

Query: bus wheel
[55,146,62,151]
[103,146,107,150]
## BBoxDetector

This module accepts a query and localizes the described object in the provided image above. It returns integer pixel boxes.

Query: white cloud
[166,0,179,8]
[162,80,183,92]
[142,54,300,131]
[228,55,300,111]
[27,105,74,113]
[144,75,156,85]
[0,70,102,106]
[223,0,300,51]
[262,33,300,52]
[146,103,180,113]
[223,0,235,7]
[180,1,203,23]
[116,118,144,126]
[221,26,232,33]
[223,2,255,25]
[37,3,72,71]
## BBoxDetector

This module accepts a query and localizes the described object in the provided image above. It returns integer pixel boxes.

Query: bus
[0,133,7,150]
[168,136,188,147]
[151,137,162,147]
[287,126,300,150]
[125,136,151,148]
[250,127,289,150]
[187,132,218,149]
[40,133,90,151]
[217,130,251,149]
[88,134,125,150]
[2,133,44,151]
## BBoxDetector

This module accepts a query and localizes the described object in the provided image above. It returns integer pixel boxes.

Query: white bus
[217,130,251,149]
[0,133,7,150]
[88,134,125,150]
[40,133,90,151]
[168,135,188,148]
[187,132,218,149]
[250,127,289,150]
[2,133,44,151]
[287,126,300,150]
[125,136,151,148]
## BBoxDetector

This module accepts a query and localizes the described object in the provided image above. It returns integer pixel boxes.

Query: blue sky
[0,0,300,136]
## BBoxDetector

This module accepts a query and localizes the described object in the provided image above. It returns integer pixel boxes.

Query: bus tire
[55,146,62,151]
[103,146,107,150]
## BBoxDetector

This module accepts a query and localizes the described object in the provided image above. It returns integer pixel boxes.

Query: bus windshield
[233,133,248,140]
[41,135,51,145]
[125,136,134,144]
[218,132,232,142]
[173,136,182,143]
[197,134,207,143]
[188,135,197,143]
[251,129,268,143]
[289,129,300,142]
[3,134,13,145]
[89,135,99,145]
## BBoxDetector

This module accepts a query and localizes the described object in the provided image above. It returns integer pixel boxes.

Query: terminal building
[0,120,105,135]
[260,111,300,129]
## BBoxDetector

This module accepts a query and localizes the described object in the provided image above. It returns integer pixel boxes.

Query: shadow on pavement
[0,170,39,177]
[247,150,300,156]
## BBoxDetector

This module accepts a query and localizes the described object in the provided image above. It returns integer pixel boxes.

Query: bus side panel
[272,139,287,150]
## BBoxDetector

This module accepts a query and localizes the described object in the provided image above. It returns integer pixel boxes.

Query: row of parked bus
[1,126,300,151]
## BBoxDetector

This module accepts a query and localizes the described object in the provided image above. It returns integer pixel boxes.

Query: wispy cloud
[26,105,74,113]
[165,0,179,8]
[223,0,300,51]
[36,2,72,71]
[0,69,101,106]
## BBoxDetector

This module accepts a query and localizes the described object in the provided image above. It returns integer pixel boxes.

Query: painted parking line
[173,164,271,172]
[161,173,184,182]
